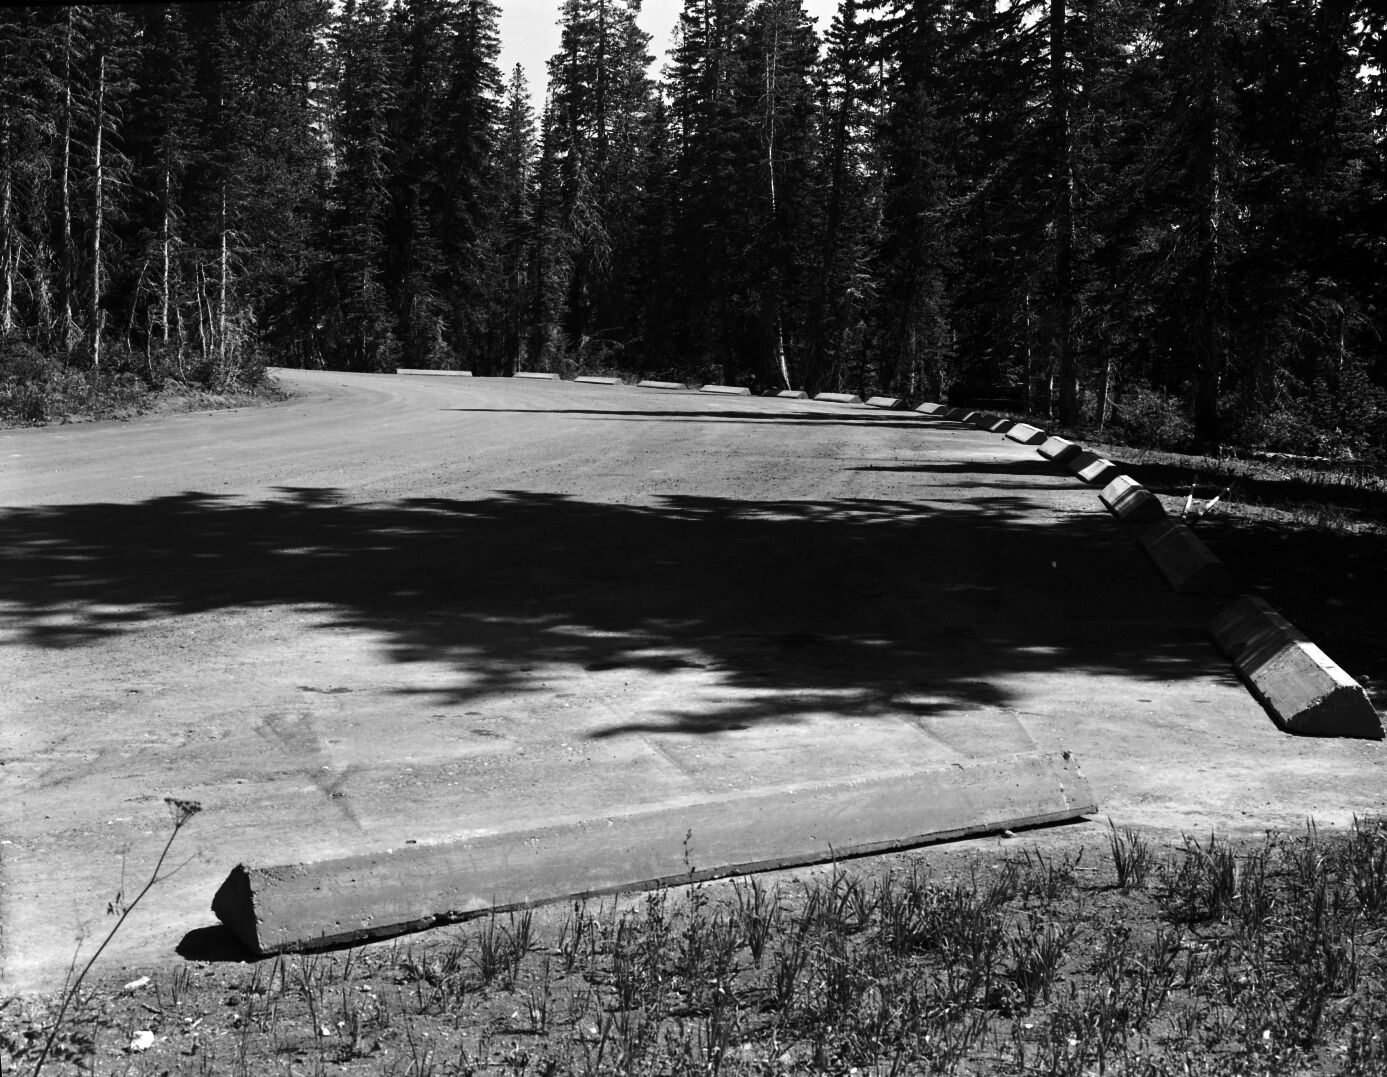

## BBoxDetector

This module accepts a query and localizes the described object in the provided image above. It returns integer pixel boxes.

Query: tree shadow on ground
[850,460,1055,479]
[2,487,1235,733]
[446,407,936,430]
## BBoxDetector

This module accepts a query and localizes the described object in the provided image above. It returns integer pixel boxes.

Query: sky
[496,0,840,105]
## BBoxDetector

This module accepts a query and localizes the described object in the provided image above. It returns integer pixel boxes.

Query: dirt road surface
[3,370,1382,992]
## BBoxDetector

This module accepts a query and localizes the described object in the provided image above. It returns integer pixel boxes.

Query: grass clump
[5,818,1387,1075]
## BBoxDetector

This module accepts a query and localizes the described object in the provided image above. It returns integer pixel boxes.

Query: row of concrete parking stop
[924,402,1382,743]
[396,365,1383,743]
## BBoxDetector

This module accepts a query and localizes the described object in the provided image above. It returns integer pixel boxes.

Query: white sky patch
[497,0,841,106]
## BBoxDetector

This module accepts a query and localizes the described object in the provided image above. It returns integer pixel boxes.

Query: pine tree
[326,0,400,371]
[731,0,821,389]
[526,96,572,366]
[1125,0,1244,443]
[628,90,682,371]
[803,0,879,394]
[868,0,958,398]
[545,0,654,364]
[494,65,537,373]
[667,0,751,379]
[438,0,505,368]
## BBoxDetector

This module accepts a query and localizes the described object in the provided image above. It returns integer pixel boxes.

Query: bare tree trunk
[1,115,13,335]
[1051,0,1077,425]
[1096,354,1114,432]
[127,260,148,350]
[1023,291,1034,412]
[595,0,607,156]
[764,4,790,390]
[60,9,76,353]
[804,4,858,396]
[90,51,106,368]
[195,262,207,358]
[161,166,172,347]
[174,286,186,376]
[218,185,228,369]
[1192,0,1226,444]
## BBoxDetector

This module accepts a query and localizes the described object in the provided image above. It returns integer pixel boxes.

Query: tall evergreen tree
[731,0,821,389]
[494,64,537,373]
[545,0,654,362]
[803,0,880,394]
[438,0,505,368]
[868,0,958,398]
[326,0,401,371]
[667,0,751,379]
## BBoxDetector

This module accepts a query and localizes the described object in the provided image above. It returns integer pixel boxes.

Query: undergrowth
[5,819,1387,1075]
[0,339,269,427]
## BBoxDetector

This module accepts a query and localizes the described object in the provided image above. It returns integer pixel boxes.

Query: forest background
[1,0,1385,454]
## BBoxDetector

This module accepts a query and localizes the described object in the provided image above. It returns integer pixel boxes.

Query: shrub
[1233,364,1387,462]
[0,341,92,425]
[1106,384,1194,451]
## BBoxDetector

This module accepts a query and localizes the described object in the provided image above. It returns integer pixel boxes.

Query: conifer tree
[545,0,654,362]
[438,0,505,368]
[732,0,821,389]
[803,0,879,394]
[327,0,401,371]
[667,0,751,379]
[495,65,537,373]
[387,0,456,369]
[526,96,572,366]
[628,91,682,371]
[868,0,957,398]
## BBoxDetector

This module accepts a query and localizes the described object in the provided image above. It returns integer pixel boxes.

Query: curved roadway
[2,370,1381,990]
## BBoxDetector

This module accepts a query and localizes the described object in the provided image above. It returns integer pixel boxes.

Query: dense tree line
[2,0,1385,452]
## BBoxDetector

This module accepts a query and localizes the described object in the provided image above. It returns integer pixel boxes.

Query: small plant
[977,858,1021,909]
[473,908,532,989]
[610,914,647,1011]
[876,864,932,953]
[1134,925,1182,1022]
[769,926,811,1013]
[1108,818,1154,889]
[1091,923,1131,992]
[1340,816,1387,915]
[1234,842,1274,936]
[1019,847,1080,904]
[675,906,738,1009]
[31,797,202,1077]
[1162,832,1240,922]
[1006,912,1074,1011]
[525,958,554,1033]
[556,899,591,973]
[398,936,470,1014]
[730,876,779,967]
